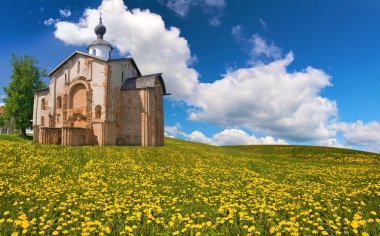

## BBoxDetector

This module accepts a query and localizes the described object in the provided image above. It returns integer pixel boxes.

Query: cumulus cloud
[59,9,72,18]
[189,52,338,141]
[211,129,287,146]
[52,0,199,100]
[165,126,286,146]
[337,121,380,153]
[186,130,214,144]
[164,123,184,138]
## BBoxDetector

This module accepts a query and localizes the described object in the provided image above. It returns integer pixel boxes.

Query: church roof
[87,15,113,50]
[35,87,49,93]
[48,51,141,77]
[120,73,169,95]
[87,39,113,50]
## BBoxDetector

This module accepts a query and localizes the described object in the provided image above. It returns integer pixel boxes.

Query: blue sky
[1,0,380,152]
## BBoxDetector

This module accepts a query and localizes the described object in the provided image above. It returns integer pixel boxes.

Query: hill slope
[0,135,379,235]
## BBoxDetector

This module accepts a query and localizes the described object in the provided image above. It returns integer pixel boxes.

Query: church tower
[87,14,113,59]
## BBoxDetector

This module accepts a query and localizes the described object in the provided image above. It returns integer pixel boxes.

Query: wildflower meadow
[0,135,380,235]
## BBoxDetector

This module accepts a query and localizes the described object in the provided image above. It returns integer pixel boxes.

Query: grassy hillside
[0,135,379,235]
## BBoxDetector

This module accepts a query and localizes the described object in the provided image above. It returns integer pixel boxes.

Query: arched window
[77,61,80,74]
[57,96,62,109]
[41,98,46,110]
[95,105,102,119]
[41,116,45,126]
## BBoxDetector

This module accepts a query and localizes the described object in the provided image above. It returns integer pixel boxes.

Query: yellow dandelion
[351,220,359,229]
[248,226,256,233]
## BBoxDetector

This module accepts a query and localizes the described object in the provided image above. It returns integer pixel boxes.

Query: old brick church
[33,16,168,146]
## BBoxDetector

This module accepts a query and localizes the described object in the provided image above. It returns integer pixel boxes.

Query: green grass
[0,134,379,235]
[0,134,33,143]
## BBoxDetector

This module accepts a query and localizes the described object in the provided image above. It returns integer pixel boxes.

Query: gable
[48,51,108,77]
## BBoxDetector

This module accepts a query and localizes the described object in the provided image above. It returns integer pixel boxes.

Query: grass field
[0,134,380,235]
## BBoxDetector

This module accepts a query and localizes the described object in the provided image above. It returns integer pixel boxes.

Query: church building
[33,16,168,146]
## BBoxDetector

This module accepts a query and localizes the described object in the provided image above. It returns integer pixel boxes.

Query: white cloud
[231,25,242,40]
[165,0,225,26]
[166,0,189,17]
[209,16,221,26]
[258,17,267,29]
[0,103,4,107]
[164,123,184,138]
[165,0,225,17]
[186,130,214,144]
[338,121,380,153]
[204,0,225,8]
[44,18,59,26]
[53,0,199,100]
[314,138,349,149]
[188,52,338,142]
[249,34,282,65]
[59,9,72,18]
[211,129,287,146]
[165,126,286,146]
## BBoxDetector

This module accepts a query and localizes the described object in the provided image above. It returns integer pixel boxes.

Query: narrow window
[95,105,102,119]
[57,96,62,109]
[93,49,96,56]
[122,71,124,82]
[41,117,45,126]
[65,74,67,84]
[41,98,46,110]
[109,51,111,59]
[77,61,80,73]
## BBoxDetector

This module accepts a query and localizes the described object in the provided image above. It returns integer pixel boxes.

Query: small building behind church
[33,17,168,146]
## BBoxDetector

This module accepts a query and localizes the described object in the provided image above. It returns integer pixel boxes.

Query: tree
[0,114,5,130]
[3,55,46,137]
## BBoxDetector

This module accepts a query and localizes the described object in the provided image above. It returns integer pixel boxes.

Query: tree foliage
[3,55,46,137]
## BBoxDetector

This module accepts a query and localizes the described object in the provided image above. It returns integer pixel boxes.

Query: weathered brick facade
[33,51,168,146]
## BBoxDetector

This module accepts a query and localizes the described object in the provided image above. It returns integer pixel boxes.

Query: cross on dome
[94,12,106,39]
